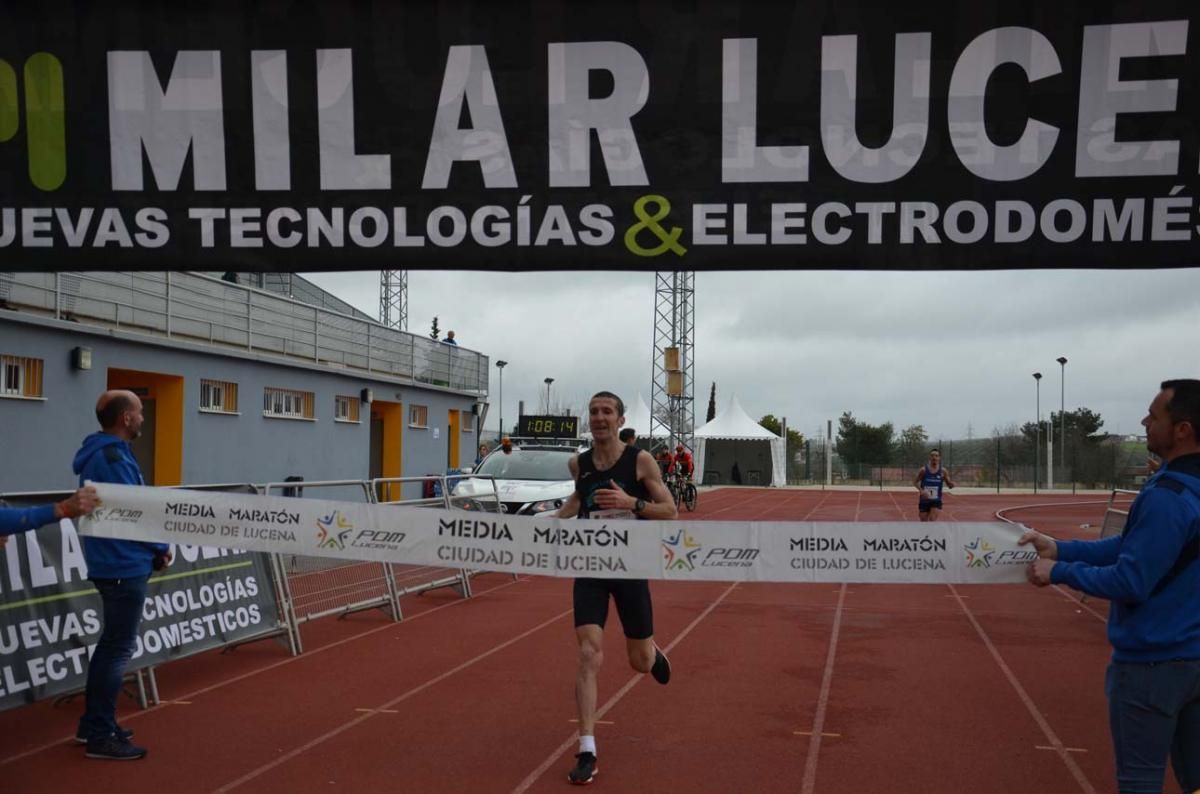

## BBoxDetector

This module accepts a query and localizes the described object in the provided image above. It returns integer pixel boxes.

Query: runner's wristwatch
[634,498,647,515]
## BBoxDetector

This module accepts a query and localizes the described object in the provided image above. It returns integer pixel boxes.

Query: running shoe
[85,733,147,760]
[651,646,671,685]
[568,752,598,785]
[75,725,134,745]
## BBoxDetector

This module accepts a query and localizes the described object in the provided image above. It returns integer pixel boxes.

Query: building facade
[0,272,488,500]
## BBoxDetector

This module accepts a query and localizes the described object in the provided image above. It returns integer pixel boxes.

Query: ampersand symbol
[624,195,687,257]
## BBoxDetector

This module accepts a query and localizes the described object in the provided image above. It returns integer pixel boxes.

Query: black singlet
[571,445,655,638]
[575,445,648,518]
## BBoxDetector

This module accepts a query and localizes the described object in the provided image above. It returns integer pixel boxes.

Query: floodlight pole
[1057,357,1068,488]
[495,360,507,438]
[1033,372,1042,494]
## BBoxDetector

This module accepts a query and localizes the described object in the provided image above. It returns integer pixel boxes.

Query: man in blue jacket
[73,390,170,760]
[0,486,98,545]
[1022,379,1200,793]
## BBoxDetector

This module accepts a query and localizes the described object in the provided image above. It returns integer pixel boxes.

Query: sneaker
[650,647,671,685]
[75,726,134,745]
[85,733,147,760]
[567,752,598,785]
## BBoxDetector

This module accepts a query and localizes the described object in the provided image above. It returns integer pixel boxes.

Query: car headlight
[528,499,564,514]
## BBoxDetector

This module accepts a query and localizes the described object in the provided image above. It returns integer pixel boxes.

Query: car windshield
[474,449,574,481]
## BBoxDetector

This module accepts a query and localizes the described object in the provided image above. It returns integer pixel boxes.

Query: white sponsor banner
[79,484,1037,584]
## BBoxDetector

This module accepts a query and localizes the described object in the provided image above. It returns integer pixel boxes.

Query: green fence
[795,437,1149,491]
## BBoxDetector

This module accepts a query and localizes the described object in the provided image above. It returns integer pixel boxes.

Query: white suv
[452,444,583,515]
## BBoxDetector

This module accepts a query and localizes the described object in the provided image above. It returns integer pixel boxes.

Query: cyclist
[655,445,673,478]
[673,444,695,482]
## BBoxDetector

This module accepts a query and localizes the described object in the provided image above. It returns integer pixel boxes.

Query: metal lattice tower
[650,271,695,454]
[379,270,408,330]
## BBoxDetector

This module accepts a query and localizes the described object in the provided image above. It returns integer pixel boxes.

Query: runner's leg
[576,625,605,735]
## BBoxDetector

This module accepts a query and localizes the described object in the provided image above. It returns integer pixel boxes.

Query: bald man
[72,390,169,760]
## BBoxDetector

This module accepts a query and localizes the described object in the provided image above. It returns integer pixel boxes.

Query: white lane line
[509,582,739,794]
[799,582,849,794]
[213,608,574,792]
[0,576,533,768]
[947,584,1098,794]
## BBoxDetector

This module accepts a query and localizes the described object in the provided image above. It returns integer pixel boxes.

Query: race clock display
[518,415,578,438]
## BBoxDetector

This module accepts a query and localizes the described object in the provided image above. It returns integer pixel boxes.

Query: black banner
[0,489,282,712]
[0,1,1197,271]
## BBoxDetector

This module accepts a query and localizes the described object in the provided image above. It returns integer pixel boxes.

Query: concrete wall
[0,315,480,498]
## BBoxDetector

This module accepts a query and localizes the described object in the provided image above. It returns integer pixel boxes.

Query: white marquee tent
[623,393,670,440]
[694,396,786,487]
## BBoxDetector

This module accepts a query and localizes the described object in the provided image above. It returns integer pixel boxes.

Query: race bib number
[591,509,636,520]
[922,486,939,501]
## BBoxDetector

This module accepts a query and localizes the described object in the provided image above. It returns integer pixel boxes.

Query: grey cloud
[306,268,1197,443]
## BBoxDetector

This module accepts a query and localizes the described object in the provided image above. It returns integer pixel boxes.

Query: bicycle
[668,471,698,512]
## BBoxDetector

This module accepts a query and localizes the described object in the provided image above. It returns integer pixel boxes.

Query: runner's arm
[555,456,581,518]
[913,468,924,489]
[637,451,679,520]
[944,470,957,489]
[556,492,580,519]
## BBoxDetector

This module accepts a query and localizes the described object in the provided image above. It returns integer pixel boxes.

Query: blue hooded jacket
[73,432,168,579]
[1052,453,1200,663]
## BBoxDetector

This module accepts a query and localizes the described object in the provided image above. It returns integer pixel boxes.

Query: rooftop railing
[0,271,488,395]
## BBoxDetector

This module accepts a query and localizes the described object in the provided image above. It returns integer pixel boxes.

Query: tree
[759,415,805,482]
[894,424,929,463]
[837,412,894,465]
[706,382,717,423]
[429,316,440,340]
[1021,407,1104,448]
[992,422,1029,465]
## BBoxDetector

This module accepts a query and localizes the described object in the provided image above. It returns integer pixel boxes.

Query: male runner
[556,391,677,785]
[913,448,956,521]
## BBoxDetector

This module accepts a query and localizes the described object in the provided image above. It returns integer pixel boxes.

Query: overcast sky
[305,268,1200,443]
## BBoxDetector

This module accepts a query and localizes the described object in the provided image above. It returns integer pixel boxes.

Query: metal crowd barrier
[1099,488,1138,539]
[1076,488,1138,607]
[262,474,503,653]
[438,472,518,590]
[261,479,390,655]
[2,474,507,713]
[373,475,472,601]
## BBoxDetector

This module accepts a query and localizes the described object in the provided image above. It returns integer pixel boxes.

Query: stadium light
[1057,357,1067,488]
[544,377,555,413]
[496,360,508,438]
[1033,372,1042,494]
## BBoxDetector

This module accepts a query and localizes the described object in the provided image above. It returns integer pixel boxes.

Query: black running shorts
[918,499,943,512]
[573,578,654,639]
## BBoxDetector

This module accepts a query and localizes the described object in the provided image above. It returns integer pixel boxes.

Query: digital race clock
[518,415,579,438]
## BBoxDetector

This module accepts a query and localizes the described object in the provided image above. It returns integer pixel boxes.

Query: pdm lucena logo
[316,510,354,551]
[662,528,702,572]
[965,537,1038,568]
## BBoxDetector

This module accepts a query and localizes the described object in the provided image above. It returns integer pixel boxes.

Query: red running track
[0,488,1131,793]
